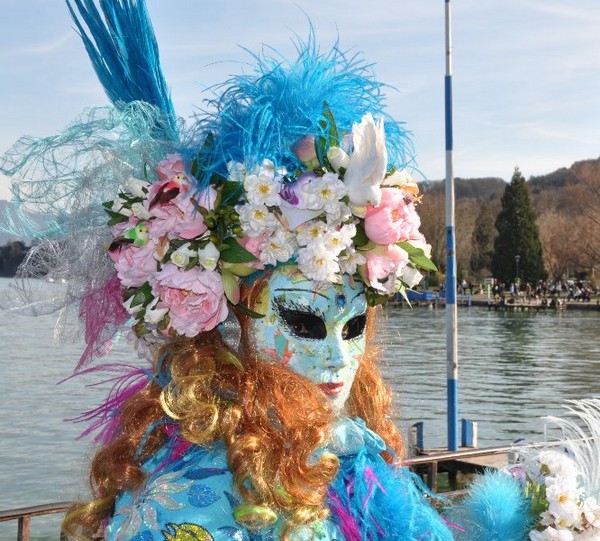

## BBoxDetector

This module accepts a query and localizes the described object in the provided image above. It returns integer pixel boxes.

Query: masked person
[1,2,535,540]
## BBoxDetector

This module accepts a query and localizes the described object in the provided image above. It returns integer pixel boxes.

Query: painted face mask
[249,264,368,410]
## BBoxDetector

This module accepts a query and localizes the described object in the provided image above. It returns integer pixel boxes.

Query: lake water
[1,277,599,539]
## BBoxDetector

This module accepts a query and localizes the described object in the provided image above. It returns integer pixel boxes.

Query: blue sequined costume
[107,417,454,541]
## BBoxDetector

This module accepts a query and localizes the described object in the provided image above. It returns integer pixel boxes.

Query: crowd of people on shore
[485,279,597,306]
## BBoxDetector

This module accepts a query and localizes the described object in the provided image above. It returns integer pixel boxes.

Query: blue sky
[1,1,599,200]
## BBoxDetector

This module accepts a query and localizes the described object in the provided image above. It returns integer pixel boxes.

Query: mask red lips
[318,382,344,396]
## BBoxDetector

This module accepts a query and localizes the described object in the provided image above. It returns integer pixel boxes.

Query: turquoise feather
[65,0,178,141]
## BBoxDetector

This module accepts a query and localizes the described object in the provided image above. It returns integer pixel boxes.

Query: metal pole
[445,0,459,451]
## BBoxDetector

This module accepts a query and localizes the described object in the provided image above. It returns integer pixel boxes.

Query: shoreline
[389,294,600,311]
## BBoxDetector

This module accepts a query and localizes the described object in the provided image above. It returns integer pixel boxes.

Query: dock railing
[0,501,71,541]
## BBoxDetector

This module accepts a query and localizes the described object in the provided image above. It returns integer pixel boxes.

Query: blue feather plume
[65,0,178,141]
[446,469,532,541]
[192,30,415,192]
[327,449,454,540]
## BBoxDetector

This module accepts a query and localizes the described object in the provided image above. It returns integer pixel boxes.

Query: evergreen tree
[492,168,546,285]
[470,200,497,277]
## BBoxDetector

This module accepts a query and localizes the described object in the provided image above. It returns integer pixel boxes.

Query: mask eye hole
[279,309,327,340]
[342,314,367,341]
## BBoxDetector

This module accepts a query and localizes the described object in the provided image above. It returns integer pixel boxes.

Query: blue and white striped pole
[445,0,459,451]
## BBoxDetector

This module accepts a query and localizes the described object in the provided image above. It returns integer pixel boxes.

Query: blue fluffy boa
[326,449,455,540]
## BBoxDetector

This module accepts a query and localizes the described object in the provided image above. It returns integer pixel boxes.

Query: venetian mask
[248,264,368,410]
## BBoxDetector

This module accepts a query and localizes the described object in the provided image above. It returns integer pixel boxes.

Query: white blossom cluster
[523,451,600,540]
[234,159,363,285]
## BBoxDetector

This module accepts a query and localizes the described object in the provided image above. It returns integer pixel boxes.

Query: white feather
[542,398,600,500]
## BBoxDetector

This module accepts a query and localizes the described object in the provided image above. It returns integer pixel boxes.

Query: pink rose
[111,239,159,288]
[364,245,409,294]
[238,235,267,270]
[364,188,422,245]
[154,153,187,182]
[150,264,228,336]
[291,135,317,163]
[148,188,215,240]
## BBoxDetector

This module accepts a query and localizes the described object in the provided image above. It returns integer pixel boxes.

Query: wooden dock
[406,444,514,492]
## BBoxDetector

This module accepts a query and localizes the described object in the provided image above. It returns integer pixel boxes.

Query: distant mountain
[420,157,600,202]
[528,157,600,194]
[421,177,507,201]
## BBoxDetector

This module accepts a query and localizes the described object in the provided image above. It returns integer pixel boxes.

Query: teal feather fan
[65,0,178,141]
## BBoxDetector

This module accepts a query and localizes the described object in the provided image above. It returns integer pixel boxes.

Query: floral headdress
[0,1,435,364]
[106,110,436,340]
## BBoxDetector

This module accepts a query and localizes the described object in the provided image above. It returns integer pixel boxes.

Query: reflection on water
[0,275,599,538]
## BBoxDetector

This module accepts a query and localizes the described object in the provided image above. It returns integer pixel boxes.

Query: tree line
[419,165,599,287]
[0,240,29,277]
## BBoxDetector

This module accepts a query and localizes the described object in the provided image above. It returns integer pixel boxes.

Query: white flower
[297,244,340,283]
[344,113,388,207]
[197,242,220,271]
[327,146,350,171]
[131,202,152,220]
[582,497,600,529]
[144,297,169,324]
[319,223,356,255]
[338,247,366,275]
[122,176,149,198]
[382,169,419,195]
[237,203,278,236]
[170,243,196,268]
[548,498,582,530]
[227,161,247,183]
[307,173,347,207]
[296,221,328,246]
[326,201,352,225]
[244,173,282,206]
[259,230,297,266]
[529,527,574,541]
[539,452,580,480]
[254,158,286,180]
[401,266,424,288]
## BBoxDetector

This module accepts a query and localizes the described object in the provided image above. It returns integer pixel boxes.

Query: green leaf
[219,237,257,264]
[107,213,129,226]
[353,221,369,247]
[314,101,340,168]
[235,302,266,319]
[185,256,199,271]
[216,350,245,371]
[222,268,241,305]
[220,180,244,207]
[130,282,153,307]
[191,132,215,179]
[323,104,340,148]
[366,289,389,307]
[397,241,438,272]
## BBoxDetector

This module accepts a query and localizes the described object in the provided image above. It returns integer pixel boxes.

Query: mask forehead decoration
[250,265,367,410]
